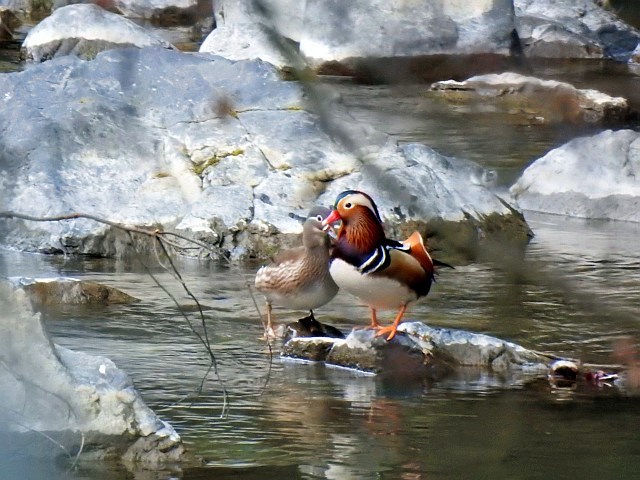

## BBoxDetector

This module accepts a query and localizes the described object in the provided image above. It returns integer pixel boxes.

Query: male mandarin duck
[254,206,339,337]
[322,190,445,341]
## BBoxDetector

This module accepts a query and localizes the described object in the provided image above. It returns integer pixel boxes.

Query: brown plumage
[255,206,338,337]
[323,190,442,341]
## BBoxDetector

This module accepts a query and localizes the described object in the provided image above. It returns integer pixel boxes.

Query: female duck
[255,206,339,337]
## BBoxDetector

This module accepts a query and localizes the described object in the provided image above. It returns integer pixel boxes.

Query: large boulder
[0,282,184,467]
[515,0,640,61]
[510,129,640,222]
[299,0,515,66]
[22,4,174,62]
[204,0,640,77]
[205,0,517,78]
[0,47,529,261]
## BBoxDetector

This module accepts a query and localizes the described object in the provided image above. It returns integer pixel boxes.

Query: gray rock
[0,47,528,260]
[0,283,184,464]
[300,0,514,67]
[213,0,305,42]
[22,4,174,62]
[282,321,554,381]
[200,22,294,69]
[515,0,640,61]
[204,0,640,72]
[431,72,630,125]
[510,129,640,222]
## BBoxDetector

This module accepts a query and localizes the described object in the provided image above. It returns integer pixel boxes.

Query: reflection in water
[1,211,639,478]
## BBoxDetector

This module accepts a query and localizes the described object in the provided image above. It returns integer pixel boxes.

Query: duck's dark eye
[345,202,352,209]
[315,215,323,222]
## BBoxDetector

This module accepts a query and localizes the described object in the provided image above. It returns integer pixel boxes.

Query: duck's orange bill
[322,209,342,230]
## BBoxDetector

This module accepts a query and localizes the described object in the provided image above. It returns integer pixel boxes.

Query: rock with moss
[0,45,529,261]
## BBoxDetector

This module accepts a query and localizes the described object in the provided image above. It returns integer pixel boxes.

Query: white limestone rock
[22,4,174,62]
[515,0,640,61]
[318,142,509,225]
[200,22,292,69]
[0,282,183,462]
[510,129,640,222]
[300,0,515,67]
[213,0,305,42]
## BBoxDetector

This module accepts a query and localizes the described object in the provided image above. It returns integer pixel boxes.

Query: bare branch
[0,210,218,254]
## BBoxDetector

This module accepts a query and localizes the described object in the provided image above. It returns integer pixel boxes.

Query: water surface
[2,210,639,479]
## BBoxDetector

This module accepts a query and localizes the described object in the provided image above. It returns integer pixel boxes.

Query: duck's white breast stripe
[358,246,388,274]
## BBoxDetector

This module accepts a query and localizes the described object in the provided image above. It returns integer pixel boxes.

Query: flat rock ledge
[282,320,639,396]
[283,322,554,378]
[431,72,630,125]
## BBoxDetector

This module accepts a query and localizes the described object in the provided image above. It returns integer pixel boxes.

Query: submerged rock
[22,4,174,62]
[510,129,640,222]
[431,72,630,125]
[12,277,138,306]
[283,322,630,394]
[0,283,184,467]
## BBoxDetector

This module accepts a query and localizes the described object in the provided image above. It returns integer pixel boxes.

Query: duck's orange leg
[369,308,381,328]
[354,308,381,330]
[262,302,276,339]
[375,304,407,341]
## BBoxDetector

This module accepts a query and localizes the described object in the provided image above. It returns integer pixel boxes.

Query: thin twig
[151,235,230,416]
[0,211,220,254]
[246,281,273,395]
[1,210,231,414]
[67,433,85,472]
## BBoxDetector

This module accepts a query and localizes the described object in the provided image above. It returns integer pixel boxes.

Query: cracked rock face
[0,46,528,260]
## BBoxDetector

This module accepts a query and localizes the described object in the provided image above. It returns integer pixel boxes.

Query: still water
[2,14,640,478]
[2,209,640,479]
